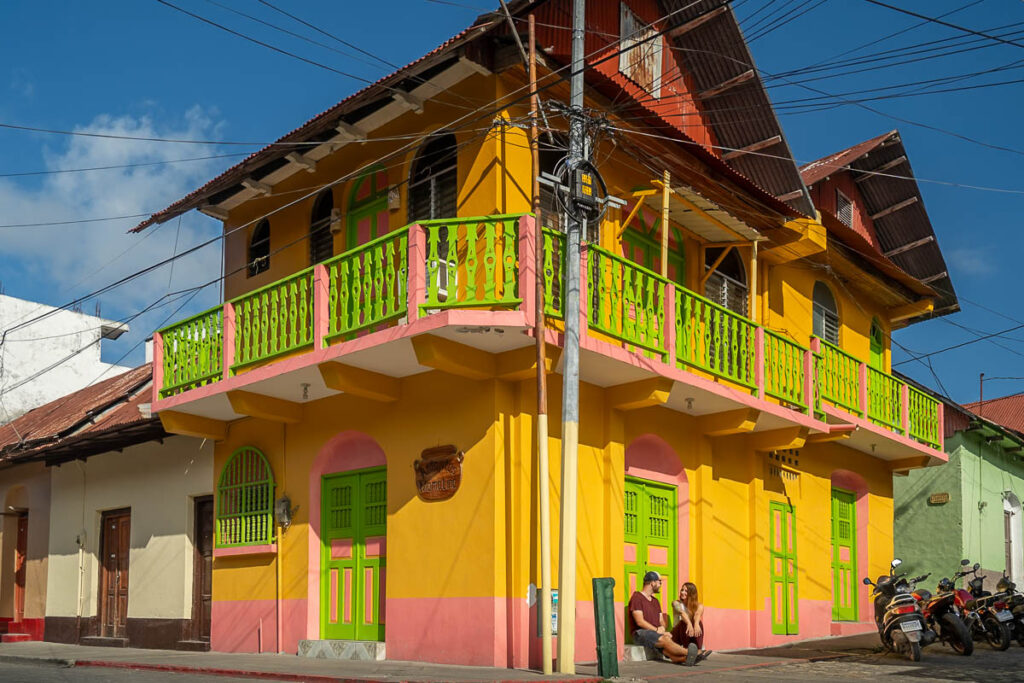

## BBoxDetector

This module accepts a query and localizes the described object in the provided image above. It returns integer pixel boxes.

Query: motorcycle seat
[916,589,932,602]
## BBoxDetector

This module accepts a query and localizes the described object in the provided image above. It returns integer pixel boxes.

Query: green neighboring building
[893,382,1024,588]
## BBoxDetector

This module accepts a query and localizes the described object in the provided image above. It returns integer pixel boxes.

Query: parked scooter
[953,560,1013,650]
[995,572,1024,647]
[912,573,973,656]
[863,559,936,661]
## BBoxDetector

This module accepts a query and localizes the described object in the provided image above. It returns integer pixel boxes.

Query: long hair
[683,582,699,616]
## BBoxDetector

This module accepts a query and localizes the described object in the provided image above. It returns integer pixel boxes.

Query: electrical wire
[862,0,1024,50]
[0,153,249,178]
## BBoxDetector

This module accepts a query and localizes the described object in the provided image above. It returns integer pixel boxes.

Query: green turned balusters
[622,266,636,342]
[338,260,350,335]
[372,245,384,322]
[425,225,440,305]
[362,248,373,327]
[466,222,479,304]
[483,221,496,304]
[384,241,396,318]
[446,224,458,304]
[503,219,517,304]
[655,281,665,356]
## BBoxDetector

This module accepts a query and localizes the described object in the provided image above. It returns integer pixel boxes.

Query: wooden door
[192,497,214,642]
[14,512,27,623]
[769,501,798,635]
[99,509,131,638]
[831,489,857,621]
[623,477,676,635]
[321,467,387,641]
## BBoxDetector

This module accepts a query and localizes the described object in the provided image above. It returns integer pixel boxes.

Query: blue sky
[0,0,1020,404]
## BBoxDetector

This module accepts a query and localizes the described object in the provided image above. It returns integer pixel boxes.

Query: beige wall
[46,436,213,620]
[0,461,50,620]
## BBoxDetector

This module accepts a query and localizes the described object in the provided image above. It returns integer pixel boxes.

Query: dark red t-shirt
[628,591,662,631]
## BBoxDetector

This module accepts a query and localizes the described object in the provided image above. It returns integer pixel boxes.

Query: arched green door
[831,488,857,621]
[346,169,389,251]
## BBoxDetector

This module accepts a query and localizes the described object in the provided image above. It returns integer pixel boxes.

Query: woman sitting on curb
[671,582,712,663]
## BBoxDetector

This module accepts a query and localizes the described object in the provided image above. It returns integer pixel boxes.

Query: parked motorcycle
[995,572,1024,647]
[953,560,1013,650]
[864,559,936,661]
[912,573,973,656]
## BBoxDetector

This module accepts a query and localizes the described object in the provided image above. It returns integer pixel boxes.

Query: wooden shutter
[770,501,799,635]
[836,190,853,227]
[831,489,857,621]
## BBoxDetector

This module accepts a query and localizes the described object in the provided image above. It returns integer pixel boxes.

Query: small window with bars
[835,190,853,228]
[216,446,276,547]
[812,281,840,345]
[248,219,270,277]
[310,190,335,265]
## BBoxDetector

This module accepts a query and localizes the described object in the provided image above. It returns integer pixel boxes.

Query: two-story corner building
[132,0,955,668]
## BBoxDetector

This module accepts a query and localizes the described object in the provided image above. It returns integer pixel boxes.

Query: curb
[0,654,76,668]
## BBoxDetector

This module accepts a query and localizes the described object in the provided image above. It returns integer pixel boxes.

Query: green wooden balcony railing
[587,245,668,358]
[815,338,862,416]
[764,330,807,411]
[867,366,903,433]
[326,227,408,342]
[420,215,521,310]
[676,285,757,390]
[158,305,223,398]
[541,226,565,319]
[232,267,314,371]
[908,386,941,448]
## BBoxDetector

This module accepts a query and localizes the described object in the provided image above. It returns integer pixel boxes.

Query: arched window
[704,247,748,315]
[216,446,275,548]
[408,133,457,222]
[813,282,840,345]
[247,219,270,277]
[869,318,884,370]
[310,190,335,265]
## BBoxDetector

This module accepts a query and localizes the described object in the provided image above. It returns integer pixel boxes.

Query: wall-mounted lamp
[275,496,299,531]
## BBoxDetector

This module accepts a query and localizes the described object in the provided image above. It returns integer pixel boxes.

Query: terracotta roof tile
[963,393,1024,434]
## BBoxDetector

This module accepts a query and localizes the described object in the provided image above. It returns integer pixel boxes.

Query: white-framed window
[619,3,663,99]
[835,189,853,228]
[813,281,840,345]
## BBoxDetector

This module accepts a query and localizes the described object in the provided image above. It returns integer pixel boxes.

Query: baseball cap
[643,571,661,584]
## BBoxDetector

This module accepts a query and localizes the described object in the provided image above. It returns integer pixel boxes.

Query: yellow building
[137,0,955,668]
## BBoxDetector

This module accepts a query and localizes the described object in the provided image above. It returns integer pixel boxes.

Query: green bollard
[592,577,619,679]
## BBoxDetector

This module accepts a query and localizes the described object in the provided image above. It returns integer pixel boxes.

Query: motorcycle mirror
[891,559,903,569]
[974,563,980,571]
[961,559,970,566]
[862,577,872,585]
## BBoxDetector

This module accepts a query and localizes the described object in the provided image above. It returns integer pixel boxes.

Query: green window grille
[216,446,276,548]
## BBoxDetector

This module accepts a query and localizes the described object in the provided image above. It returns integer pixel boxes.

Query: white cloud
[946,247,991,277]
[0,107,230,367]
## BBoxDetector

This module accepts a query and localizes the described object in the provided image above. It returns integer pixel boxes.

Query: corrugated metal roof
[800,130,958,317]
[0,364,163,462]
[964,394,1024,435]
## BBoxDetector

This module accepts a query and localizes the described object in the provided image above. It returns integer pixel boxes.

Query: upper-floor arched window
[869,318,884,370]
[216,446,275,548]
[247,219,270,277]
[310,190,334,265]
[813,281,840,345]
[408,133,457,222]
[704,247,748,315]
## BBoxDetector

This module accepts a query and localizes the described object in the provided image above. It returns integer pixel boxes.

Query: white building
[0,294,131,423]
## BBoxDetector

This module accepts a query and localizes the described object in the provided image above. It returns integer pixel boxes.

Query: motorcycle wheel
[1016,621,1024,648]
[908,641,922,662]
[983,616,1012,650]
[941,613,974,656]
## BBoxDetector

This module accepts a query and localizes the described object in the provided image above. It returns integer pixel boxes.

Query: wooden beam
[697,408,760,437]
[616,189,658,238]
[806,424,856,444]
[884,235,934,258]
[855,155,907,182]
[749,427,808,452]
[920,271,947,285]
[700,245,734,288]
[660,182,748,242]
[889,455,932,472]
[722,135,782,161]
[775,189,804,202]
[335,121,366,141]
[198,204,229,221]
[242,178,272,196]
[458,54,491,76]
[698,70,755,100]
[158,411,227,441]
[889,299,934,323]
[392,90,424,114]
[227,390,303,423]
[607,378,674,411]
[318,363,400,402]
[412,335,495,380]
[870,196,918,221]
[285,152,317,173]
[667,4,728,38]
[495,345,562,382]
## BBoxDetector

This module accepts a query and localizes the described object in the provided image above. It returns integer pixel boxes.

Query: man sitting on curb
[628,571,699,666]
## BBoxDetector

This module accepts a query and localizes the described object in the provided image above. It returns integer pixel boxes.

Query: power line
[862,0,1024,50]
[0,153,249,178]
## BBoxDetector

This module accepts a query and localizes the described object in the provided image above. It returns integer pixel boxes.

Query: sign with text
[414,445,463,501]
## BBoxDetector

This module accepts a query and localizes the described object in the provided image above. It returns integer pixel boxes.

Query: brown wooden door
[14,512,27,623]
[192,497,214,642]
[99,509,131,638]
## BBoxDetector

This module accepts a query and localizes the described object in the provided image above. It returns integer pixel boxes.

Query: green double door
[831,488,857,622]
[321,468,387,641]
[624,477,676,630]
[769,501,799,635]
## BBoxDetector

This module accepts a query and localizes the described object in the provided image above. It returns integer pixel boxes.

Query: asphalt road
[0,662,261,683]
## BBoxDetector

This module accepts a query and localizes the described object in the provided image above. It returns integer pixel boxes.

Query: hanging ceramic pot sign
[414,445,464,501]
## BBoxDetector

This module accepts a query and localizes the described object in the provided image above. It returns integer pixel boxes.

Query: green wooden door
[769,501,799,635]
[624,477,676,635]
[321,467,387,641]
[831,488,857,621]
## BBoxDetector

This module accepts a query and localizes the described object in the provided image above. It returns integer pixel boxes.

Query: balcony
[153,214,942,463]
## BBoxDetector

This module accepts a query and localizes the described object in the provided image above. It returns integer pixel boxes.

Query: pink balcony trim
[857,362,868,416]
[214,543,277,558]
[407,223,426,322]
[805,337,820,416]
[820,403,948,462]
[222,302,236,381]
[665,286,677,367]
[578,250,589,337]
[900,383,910,436]
[313,264,330,350]
[152,331,164,405]
[937,402,945,450]
[754,327,765,400]
[517,215,536,329]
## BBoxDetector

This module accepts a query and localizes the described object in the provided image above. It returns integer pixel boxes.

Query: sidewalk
[0,635,872,682]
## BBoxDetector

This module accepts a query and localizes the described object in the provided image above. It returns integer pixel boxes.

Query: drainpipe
[74,461,87,640]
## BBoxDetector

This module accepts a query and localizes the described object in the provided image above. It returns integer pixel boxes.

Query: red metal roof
[0,364,161,462]
[799,130,894,187]
[963,393,1024,434]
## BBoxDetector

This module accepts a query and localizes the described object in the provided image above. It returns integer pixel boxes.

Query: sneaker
[695,649,713,664]
[685,643,699,666]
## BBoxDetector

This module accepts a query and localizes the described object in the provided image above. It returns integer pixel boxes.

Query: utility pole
[556,0,586,674]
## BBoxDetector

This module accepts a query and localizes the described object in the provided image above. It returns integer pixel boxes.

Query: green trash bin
[592,577,618,679]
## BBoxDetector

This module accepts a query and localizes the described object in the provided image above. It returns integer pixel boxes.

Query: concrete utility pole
[556,0,585,674]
